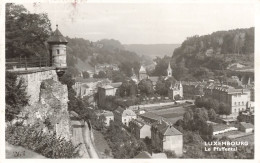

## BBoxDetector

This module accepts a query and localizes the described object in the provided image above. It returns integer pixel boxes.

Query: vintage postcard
[1,0,258,161]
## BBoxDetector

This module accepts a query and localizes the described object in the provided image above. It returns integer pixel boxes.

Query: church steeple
[167,62,172,77]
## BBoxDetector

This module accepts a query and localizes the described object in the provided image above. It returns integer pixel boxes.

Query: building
[151,120,183,157]
[97,110,114,126]
[73,77,110,97]
[168,82,183,100]
[238,111,254,124]
[204,85,251,117]
[167,62,172,77]
[182,81,205,99]
[97,82,122,107]
[139,65,148,81]
[138,112,162,124]
[114,107,137,126]
[94,63,119,74]
[129,118,151,139]
[239,122,254,133]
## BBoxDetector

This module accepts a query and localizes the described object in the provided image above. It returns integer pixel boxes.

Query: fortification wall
[17,70,71,140]
[17,69,58,105]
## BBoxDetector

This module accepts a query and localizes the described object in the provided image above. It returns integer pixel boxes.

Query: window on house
[238,102,240,105]
[234,102,236,105]
[234,109,236,112]
[242,102,244,105]
[57,49,60,54]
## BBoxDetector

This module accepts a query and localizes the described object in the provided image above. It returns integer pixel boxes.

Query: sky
[22,1,255,44]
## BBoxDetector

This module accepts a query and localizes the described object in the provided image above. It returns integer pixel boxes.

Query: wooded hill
[172,27,254,70]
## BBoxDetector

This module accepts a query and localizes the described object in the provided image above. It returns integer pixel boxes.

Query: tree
[82,71,90,78]
[93,71,107,78]
[6,3,52,58]
[138,79,154,96]
[117,80,137,97]
[165,150,177,158]
[218,103,230,117]
[208,108,217,121]
[5,71,29,121]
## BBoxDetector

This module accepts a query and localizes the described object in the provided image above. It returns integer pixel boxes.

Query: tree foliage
[5,71,29,122]
[6,123,80,158]
[103,121,147,158]
[6,3,52,58]
[138,79,154,96]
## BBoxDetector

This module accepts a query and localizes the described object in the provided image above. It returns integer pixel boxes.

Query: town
[4,3,254,159]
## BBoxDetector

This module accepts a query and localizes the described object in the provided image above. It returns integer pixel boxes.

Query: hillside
[152,27,254,81]
[124,44,180,59]
[172,27,254,70]
[66,38,142,75]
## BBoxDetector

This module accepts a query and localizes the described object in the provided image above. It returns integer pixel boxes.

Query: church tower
[139,65,148,81]
[47,25,68,77]
[167,62,172,77]
[179,81,183,98]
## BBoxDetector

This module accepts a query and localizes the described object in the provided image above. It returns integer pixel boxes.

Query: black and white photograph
[1,0,258,160]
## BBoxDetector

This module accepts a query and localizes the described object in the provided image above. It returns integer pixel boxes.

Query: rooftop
[240,122,254,129]
[47,25,68,44]
[152,120,182,136]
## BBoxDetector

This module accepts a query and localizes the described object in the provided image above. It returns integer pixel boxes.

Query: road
[71,120,99,159]
[71,120,90,158]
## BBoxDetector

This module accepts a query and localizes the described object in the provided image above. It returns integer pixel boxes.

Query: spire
[167,62,172,77]
[179,81,183,88]
[167,62,171,70]
[56,24,58,29]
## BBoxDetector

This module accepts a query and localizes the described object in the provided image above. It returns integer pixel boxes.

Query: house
[129,118,151,139]
[204,85,251,117]
[73,77,110,98]
[97,110,114,126]
[114,107,136,126]
[138,112,162,124]
[97,82,122,107]
[239,122,254,133]
[151,120,183,157]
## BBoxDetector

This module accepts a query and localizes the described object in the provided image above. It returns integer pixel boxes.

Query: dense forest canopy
[5,3,52,59]
[172,28,254,69]
[152,27,254,81]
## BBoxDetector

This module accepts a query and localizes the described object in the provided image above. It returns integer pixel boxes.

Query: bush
[165,150,177,158]
[5,71,29,122]
[6,123,80,158]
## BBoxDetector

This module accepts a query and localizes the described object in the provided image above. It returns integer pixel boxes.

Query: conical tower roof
[47,25,68,44]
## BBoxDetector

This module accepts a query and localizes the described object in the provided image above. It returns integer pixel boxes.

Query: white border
[0,0,259,163]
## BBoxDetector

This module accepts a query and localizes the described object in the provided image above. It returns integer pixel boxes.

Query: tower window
[57,49,60,54]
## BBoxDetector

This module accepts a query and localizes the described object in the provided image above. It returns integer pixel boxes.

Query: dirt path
[71,120,99,159]
[71,120,90,158]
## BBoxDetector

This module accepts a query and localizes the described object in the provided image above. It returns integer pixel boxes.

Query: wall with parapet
[17,69,58,105]
[16,69,71,140]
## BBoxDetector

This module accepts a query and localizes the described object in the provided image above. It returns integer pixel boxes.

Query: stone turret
[47,25,68,77]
